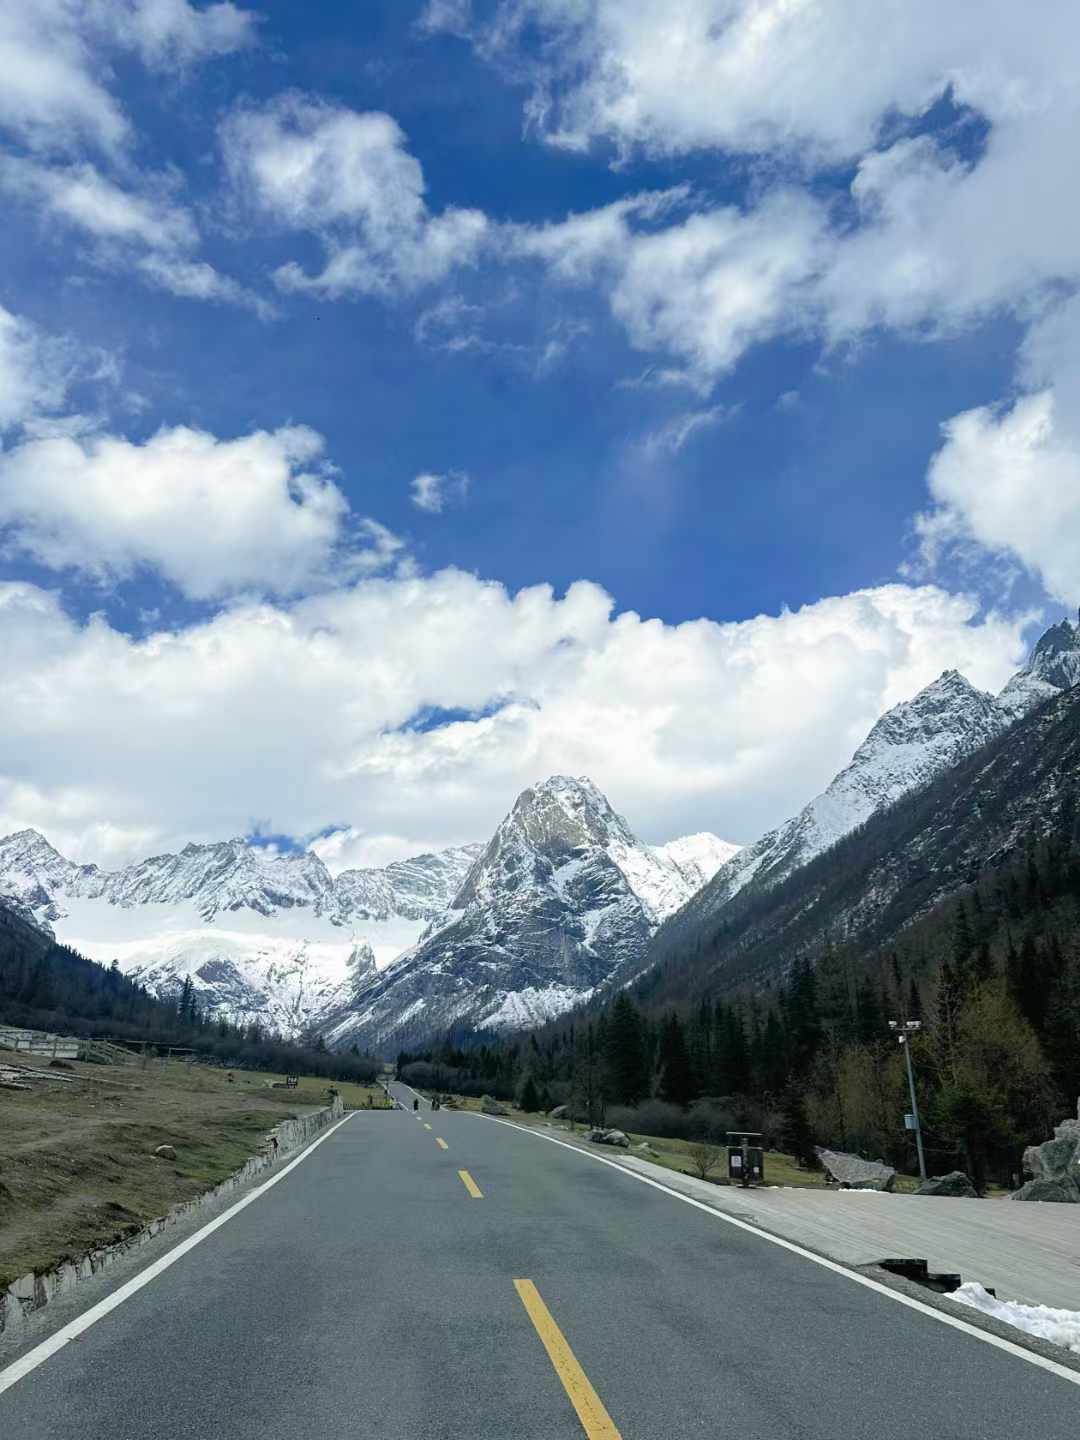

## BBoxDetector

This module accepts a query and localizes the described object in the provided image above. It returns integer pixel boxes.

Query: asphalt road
[1,1082,1074,1439]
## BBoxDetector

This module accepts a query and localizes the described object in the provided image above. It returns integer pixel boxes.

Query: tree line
[0,907,380,1083]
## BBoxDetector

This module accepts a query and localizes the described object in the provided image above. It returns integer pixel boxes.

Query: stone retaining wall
[0,1097,344,1341]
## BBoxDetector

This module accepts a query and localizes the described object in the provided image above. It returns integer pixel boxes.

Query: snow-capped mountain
[323,776,735,1051]
[0,831,482,1037]
[675,616,1080,929]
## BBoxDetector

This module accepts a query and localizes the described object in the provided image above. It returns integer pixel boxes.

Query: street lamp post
[888,1019,927,1181]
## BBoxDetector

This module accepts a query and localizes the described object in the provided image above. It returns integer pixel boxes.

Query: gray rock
[1010,1178,1079,1203]
[915,1170,979,1198]
[153,1144,177,1160]
[548,1104,569,1120]
[480,1095,509,1117]
[588,1128,631,1148]
[815,1146,896,1191]
[1012,1098,1080,1201]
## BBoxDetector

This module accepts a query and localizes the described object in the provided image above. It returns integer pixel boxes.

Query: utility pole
[888,1019,926,1181]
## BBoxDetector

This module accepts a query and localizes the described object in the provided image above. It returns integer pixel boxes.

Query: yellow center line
[513,1279,622,1440]
[436,1137,449,1150]
[423,1122,432,1130]
[458,1169,483,1199]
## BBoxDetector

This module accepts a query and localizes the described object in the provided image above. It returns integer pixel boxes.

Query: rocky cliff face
[323,776,732,1050]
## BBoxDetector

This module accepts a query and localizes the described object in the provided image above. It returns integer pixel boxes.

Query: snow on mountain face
[652,833,741,891]
[323,777,734,1051]
[686,618,1080,924]
[0,832,481,1038]
[997,616,1080,719]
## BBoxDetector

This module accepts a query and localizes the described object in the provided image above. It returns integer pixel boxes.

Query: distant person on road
[413,1098,419,1111]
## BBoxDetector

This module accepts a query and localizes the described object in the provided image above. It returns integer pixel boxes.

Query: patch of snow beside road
[950,1282,1080,1355]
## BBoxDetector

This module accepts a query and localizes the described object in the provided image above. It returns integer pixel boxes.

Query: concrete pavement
[0,1084,1075,1438]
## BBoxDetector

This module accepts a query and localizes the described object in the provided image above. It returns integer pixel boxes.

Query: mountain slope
[0,832,483,1037]
[642,684,1080,1004]
[324,776,731,1050]
[673,618,1080,936]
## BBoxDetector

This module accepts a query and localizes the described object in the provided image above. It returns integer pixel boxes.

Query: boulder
[588,1128,631,1148]
[915,1171,979,1198]
[153,1145,177,1161]
[548,1104,569,1120]
[480,1095,510,1117]
[815,1146,896,1191]
[1010,1178,1079,1204]
[1012,1098,1080,1202]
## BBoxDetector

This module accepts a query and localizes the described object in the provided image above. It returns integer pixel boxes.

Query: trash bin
[727,1131,765,1186]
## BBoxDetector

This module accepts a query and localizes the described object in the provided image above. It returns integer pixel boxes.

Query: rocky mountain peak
[1025,615,1080,690]
[997,615,1080,720]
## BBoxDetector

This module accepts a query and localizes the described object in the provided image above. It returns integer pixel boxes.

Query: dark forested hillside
[0,899,379,1082]
[640,684,1080,1005]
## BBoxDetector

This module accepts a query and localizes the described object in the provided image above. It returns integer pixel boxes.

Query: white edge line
[0,1112,355,1399]
[472,1113,1080,1389]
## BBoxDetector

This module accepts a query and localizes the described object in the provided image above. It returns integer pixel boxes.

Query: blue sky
[0,2,1075,867]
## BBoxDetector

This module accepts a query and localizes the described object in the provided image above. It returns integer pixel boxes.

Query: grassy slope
[416,1092,926,1192]
[0,1054,388,1289]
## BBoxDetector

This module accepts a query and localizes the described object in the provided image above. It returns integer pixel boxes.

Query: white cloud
[222,94,489,297]
[918,390,1080,609]
[0,572,1031,865]
[0,1,257,154]
[515,187,826,379]
[2,157,196,249]
[478,2,1076,164]
[108,0,258,68]
[0,422,404,601]
[415,0,473,39]
[641,403,736,457]
[411,470,470,513]
[0,157,267,313]
[0,306,75,431]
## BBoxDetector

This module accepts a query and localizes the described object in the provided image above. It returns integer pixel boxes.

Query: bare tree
[687,1139,724,1182]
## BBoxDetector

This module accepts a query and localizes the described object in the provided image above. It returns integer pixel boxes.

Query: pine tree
[604,993,649,1105]
[779,1086,818,1168]
[519,1075,542,1112]
[658,1013,695,1107]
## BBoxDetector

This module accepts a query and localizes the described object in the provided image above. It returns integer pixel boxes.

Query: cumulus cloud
[0,572,1031,865]
[411,470,470,513]
[0,0,257,154]
[0,423,404,601]
[222,94,489,297]
[476,2,1073,163]
[918,391,1080,609]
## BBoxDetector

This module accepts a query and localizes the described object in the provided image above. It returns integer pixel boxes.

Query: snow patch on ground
[949,1282,1080,1355]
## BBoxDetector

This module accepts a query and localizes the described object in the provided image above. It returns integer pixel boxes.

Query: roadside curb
[0,1097,344,1342]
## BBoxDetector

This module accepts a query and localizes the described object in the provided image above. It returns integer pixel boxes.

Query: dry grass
[0,1052,357,1289]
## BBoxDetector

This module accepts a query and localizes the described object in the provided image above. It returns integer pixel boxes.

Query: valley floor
[1,1084,1075,1438]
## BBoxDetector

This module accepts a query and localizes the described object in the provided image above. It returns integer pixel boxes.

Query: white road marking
[474,1115,1080,1389]
[0,1112,355,1399]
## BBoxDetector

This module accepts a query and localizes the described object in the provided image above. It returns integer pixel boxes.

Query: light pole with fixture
[888,1019,927,1181]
